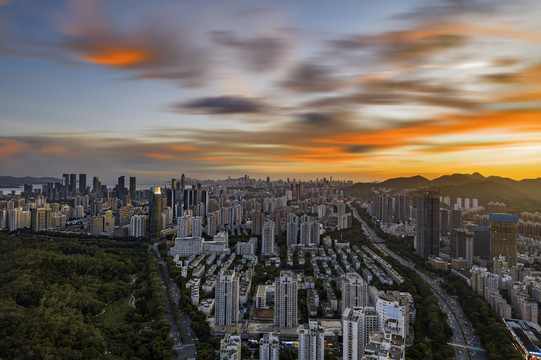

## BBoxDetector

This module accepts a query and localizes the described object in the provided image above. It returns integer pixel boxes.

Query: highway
[151,244,197,360]
[348,202,486,360]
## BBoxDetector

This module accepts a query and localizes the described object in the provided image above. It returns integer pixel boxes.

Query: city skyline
[2,0,541,182]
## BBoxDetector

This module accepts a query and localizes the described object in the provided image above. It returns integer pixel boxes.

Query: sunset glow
[1,0,541,181]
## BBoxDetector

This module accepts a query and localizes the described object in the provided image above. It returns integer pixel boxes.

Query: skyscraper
[93,176,101,194]
[215,270,239,327]
[415,191,440,259]
[342,272,368,313]
[69,174,77,195]
[261,220,275,256]
[298,319,325,360]
[117,176,125,197]
[490,213,519,266]
[274,270,298,328]
[148,187,163,238]
[129,176,136,199]
[79,173,86,195]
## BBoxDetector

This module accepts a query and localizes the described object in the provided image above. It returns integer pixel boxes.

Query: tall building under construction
[490,213,519,266]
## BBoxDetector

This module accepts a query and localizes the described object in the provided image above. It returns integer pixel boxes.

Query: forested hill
[0,233,174,360]
[346,173,541,212]
[0,176,61,188]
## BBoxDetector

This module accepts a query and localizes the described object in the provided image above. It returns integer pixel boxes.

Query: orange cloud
[0,139,25,156]
[41,146,69,155]
[80,46,150,67]
[141,153,177,160]
[168,144,199,152]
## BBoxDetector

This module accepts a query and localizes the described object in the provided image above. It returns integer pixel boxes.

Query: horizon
[2,171,540,187]
[2,1,541,181]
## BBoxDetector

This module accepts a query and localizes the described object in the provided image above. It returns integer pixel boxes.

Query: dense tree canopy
[0,233,174,359]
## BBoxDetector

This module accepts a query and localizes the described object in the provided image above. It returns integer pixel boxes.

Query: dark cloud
[210,30,288,71]
[176,96,270,115]
[297,112,348,125]
[331,30,467,64]
[281,63,345,93]
[391,0,504,21]
[347,145,374,153]
[305,78,478,110]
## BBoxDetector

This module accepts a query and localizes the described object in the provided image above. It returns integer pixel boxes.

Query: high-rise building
[490,213,519,266]
[342,307,379,360]
[69,174,77,195]
[219,333,241,360]
[259,333,280,360]
[62,173,70,188]
[148,187,163,238]
[286,217,298,247]
[215,270,239,327]
[93,176,101,194]
[180,173,186,193]
[415,191,440,259]
[177,215,192,237]
[192,216,203,237]
[116,176,125,197]
[262,220,275,256]
[252,211,264,236]
[129,215,147,237]
[298,319,325,360]
[274,270,298,328]
[79,173,86,195]
[342,272,368,313]
[129,176,136,199]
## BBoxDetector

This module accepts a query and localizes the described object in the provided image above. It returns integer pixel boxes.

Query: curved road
[348,202,486,360]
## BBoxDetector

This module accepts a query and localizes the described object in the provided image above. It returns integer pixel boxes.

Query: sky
[1,0,541,183]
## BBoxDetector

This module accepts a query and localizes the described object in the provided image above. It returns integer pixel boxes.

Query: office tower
[342,272,368,313]
[129,176,136,199]
[298,319,325,360]
[93,176,101,194]
[261,220,275,256]
[490,213,519,266]
[219,334,241,360]
[274,270,298,328]
[342,307,379,360]
[259,333,280,360]
[69,174,77,195]
[148,187,163,238]
[62,173,69,188]
[117,176,125,197]
[215,270,239,327]
[415,191,440,259]
[180,173,186,193]
[79,174,86,195]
